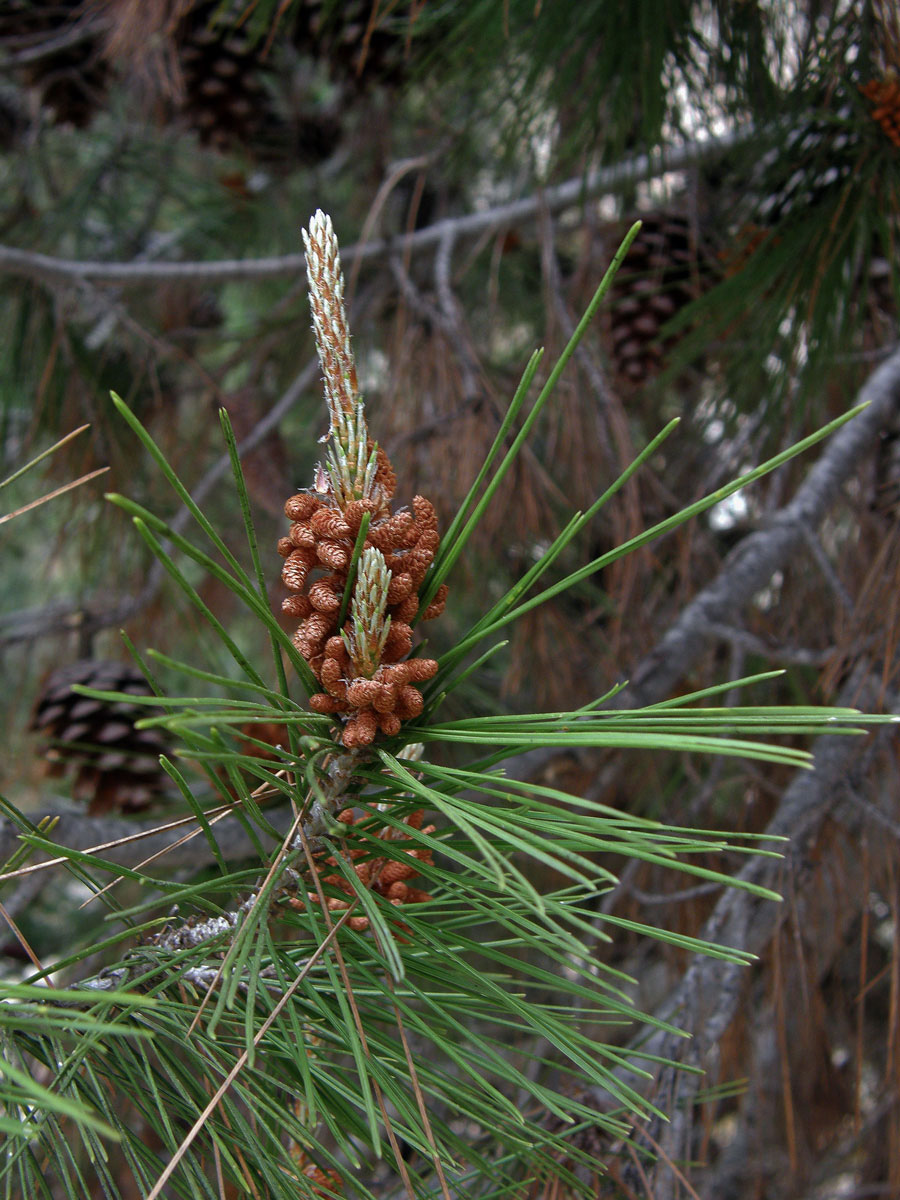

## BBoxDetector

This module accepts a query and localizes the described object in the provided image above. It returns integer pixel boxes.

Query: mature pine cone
[173,2,278,152]
[32,660,170,814]
[0,2,413,154]
[752,101,862,228]
[606,211,715,386]
[0,0,109,128]
[743,91,897,342]
[167,2,350,161]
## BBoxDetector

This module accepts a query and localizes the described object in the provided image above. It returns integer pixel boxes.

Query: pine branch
[614,659,900,1199]
[627,342,900,707]
[9,346,899,926]
[5,214,896,1198]
[1,744,364,975]
[0,129,750,289]
[2,11,107,65]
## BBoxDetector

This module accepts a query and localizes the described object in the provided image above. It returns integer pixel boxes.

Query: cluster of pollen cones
[861,74,900,147]
[278,478,447,746]
[288,806,435,933]
[279,210,448,747]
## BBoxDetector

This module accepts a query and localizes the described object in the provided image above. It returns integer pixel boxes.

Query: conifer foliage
[2,4,900,1199]
[1,207,896,1199]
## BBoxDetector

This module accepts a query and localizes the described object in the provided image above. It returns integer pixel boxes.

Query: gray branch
[0,804,291,881]
[627,343,900,707]
[0,742,368,876]
[505,342,900,786]
[0,130,750,290]
[614,665,900,1199]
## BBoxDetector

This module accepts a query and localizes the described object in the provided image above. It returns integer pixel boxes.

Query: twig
[19,752,369,994]
[298,819,421,1200]
[0,803,291,885]
[2,13,106,64]
[702,621,834,666]
[625,880,722,907]
[347,154,431,301]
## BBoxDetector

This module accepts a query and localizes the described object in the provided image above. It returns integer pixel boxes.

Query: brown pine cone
[31,660,170,814]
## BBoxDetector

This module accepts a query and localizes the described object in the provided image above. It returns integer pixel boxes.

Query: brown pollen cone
[284,211,447,747]
[861,75,900,147]
[289,807,436,933]
[280,443,445,747]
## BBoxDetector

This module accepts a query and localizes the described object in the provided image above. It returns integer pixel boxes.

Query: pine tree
[2,4,900,1197]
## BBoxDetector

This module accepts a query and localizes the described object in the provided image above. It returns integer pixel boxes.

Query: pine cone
[607,211,715,385]
[31,660,170,814]
[741,94,897,344]
[751,97,863,228]
[174,2,278,152]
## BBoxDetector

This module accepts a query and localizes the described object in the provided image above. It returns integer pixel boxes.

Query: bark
[615,664,900,1199]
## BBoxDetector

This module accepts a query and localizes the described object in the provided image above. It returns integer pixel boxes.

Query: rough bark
[616,664,899,1199]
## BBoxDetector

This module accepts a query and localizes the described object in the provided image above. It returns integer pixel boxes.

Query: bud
[342,547,392,679]
[303,210,379,509]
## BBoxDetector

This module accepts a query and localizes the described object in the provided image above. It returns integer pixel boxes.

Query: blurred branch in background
[623,662,900,1200]
[0,127,750,289]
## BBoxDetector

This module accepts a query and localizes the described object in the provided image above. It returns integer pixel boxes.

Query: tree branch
[614,662,900,1199]
[10,347,897,912]
[507,343,900,785]
[0,803,291,885]
[0,130,750,290]
[627,343,900,706]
